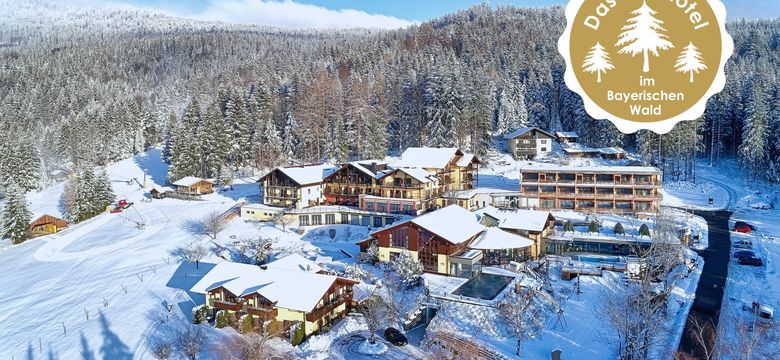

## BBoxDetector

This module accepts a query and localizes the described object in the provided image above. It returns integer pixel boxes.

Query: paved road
[678,208,733,356]
[329,333,428,360]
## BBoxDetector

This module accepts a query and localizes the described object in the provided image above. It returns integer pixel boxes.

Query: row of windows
[298,214,395,228]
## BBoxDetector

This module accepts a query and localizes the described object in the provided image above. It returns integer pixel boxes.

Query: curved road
[329,333,427,360]
[677,178,735,357]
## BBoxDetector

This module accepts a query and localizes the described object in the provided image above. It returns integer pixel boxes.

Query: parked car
[733,250,756,259]
[384,327,408,346]
[759,305,775,324]
[738,256,763,267]
[734,240,753,249]
[733,221,755,233]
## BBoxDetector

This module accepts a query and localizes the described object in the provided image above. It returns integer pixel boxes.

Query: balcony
[305,292,352,322]
[214,300,243,312]
[247,306,278,320]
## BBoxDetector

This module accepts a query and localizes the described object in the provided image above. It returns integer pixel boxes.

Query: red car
[734,224,753,234]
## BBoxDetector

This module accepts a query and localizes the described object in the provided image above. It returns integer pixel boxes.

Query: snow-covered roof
[597,147,626,155]
[172,176,213,187]
[391,167,437,183]
[518,163,660,174]
[562,147,601,154]
[393,147,460,169]
[503,127,554,140]
[190,260,340,313]
[411,205,484,244]
[350,161,392,179]
[242,203,284,212]
[150,186,174,193]
[352,282,378,304]
[268,164,336,186]
[456,154,478,167]
[476,206,552,232]
[469,227,535,250]
[264,253,323,273]
[556,131,579,138]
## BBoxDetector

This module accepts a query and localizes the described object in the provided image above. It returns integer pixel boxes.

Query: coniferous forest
[1,2,779,192]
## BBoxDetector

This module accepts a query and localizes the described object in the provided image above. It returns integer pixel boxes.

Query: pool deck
[452,273,515,301]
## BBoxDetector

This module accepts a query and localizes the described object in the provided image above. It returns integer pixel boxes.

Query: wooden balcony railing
[247,306,278,319]
[305,292,352,322]
[214,300,243,312]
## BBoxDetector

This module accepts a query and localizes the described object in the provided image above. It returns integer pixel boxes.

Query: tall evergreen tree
[1,182,32,244]
[739,82,770,182]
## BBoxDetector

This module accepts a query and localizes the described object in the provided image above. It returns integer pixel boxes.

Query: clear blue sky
[76,0,780,29]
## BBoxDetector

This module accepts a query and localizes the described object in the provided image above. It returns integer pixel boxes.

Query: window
[299,215,310,226]
[403,204,414,214]
[386,217,394,225]
[391,227,408,248]
[523,139,531,144]
[541,147,547,152]
[389,203,400,213]
[373,217,383,228]
[311,215,322,225]
[307,189,311,194]
[361,216,371,227]
[325,214,335,224]
[541,199,555,208]
[560,200,575,209]
[541,140,547,144]
[376,203,387,213]
[341,214,350,224]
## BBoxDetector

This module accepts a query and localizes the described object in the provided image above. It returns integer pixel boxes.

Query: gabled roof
[261,164,336,186]
[597,147,626,155]
[456,153,480,167]
[384,167,437,184]
[503,127,555,140]
[325,161,391,182]
[172,177,213,187]
[150,186,174,193]
[410,205,485,244]
[555,131,579,138]
[29,214,68,229]
[393,147,462,169]
[476,206,553,232]
[469,227,535,250]
[190,259,344,313]
[264,253,323,273]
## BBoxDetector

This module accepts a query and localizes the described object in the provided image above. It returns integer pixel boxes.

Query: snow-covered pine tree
[94,168,116,212]
[496,76,529,136]
[424,66,462,147]
[1,182,32,244]
[739,83,770,182]
[202,106,230,182]
[162,112,179,164]
[361,106,388,160]
[391,250,424,287]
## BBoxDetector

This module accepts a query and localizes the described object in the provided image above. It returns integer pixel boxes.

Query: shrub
[240,314,254,334]
[588,221,600,234]
[564,220,574,232]
[191,305,208,324]
[613,223,625,235]
[639,224,651,237]
[215,310,229,328]
[290,322,305,345]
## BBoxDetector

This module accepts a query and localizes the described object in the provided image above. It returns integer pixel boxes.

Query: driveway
[329,333,428,360]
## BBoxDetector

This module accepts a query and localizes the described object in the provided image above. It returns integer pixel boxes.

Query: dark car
[734,250,756,259]
[384,327,408,346]
[738,256,763,267]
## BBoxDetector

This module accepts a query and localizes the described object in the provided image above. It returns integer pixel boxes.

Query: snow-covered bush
[639,224,651,237]
[363,242,380,264]
[613,222,625,235]
[563,220,574,233]
[588,221,600,234]
[215,310,229,328]
[342,264,368,281]
[191,305,207,324]
[391,250,424,287]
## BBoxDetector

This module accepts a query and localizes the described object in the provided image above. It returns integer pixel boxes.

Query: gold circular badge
[559,0,733,133]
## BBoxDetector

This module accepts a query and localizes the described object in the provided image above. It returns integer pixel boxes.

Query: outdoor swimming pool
[451,273,514,301]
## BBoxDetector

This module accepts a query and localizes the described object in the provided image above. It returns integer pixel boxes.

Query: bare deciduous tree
[272,211,295,232]
[359,295,389,344]
[186,242,209,269]
[150,338,173,360]
[175,325,206,360]
[720,313,780,360]
[497,287,546,357]
[201,210,227,239]
[676,315,719,360]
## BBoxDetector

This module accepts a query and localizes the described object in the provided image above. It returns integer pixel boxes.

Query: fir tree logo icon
[582,42,614,83]
[615,1,674,73]
[675,42,708,83]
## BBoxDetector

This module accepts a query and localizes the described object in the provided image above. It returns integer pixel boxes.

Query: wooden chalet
[29,215,68,237]
[476,206,555,259]
[191,254,358,337]
[172,177,214,195]
[503,127,555,160]
[258,164,335,209]
[322,161,388,207]
[556,131,579,144]
[357,205,485,275]
[149,186,174,199]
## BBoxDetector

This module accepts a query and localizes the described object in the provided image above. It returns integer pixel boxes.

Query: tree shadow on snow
[180,218,206,237]
[133,148,169,187]
[98,312,132,360]
[165,261,215,319]
[80,332,95,360]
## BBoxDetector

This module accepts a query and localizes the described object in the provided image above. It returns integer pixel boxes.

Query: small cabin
[555,132,579,144]
[172,177,214,195]
[29,215,68,237]
[149,186,174,199]
[599,147,627,160]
